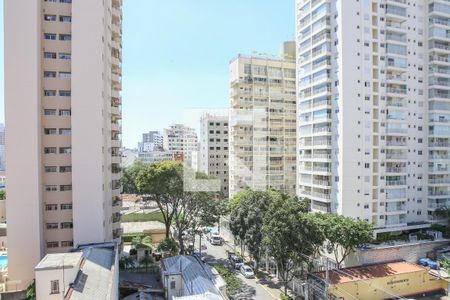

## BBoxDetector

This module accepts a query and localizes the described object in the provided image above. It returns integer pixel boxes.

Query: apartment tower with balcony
[4,0,122,289]
[229,42,297,197]
[199,114,230,195]
[163,124,198,164]
[296,0,450,232]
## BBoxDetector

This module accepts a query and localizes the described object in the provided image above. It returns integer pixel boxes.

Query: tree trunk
[178,234,185,255]
[165,222,170,239]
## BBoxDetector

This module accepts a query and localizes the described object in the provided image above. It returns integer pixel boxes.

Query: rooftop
[162,255,225,299]
[312,261,426,285]
[35,252,83,271]
[66,243,117,300]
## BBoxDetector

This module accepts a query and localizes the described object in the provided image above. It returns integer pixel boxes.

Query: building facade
[229,42,297,197]
[0,124,5,172]
[139,131,163,152]
[137,151,176,164]
[163,124,198,164]
[199,114,229,195]
[296,0,450,232]
[4,0,122,289]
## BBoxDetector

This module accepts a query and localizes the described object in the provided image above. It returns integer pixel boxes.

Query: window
[59,90,71,97]
[47,242,59,249]
[59,147,71,154]
[44,14,56,21]
[44,90,57,96]
[60,166,72,173]
[44,52,56,59]
[46,223,58,229]
[44,71,56,78]
[50,280,59,294]
[45,185,57,192]
[59,128,71,136]
[44,128,57,135]
[45,204,58,211]
[61,241,73,247]
[59,16,71,23]
[44,33,57,40]
[44,147,57,154]
[60,185,72,192]
[59,109,71,116]
[60,0,72,3]
[61,222,73,229]
[60,203,72,210]
[44,109,56,116]
[59,34,71,41]
[45,166,57,173]
[170,281,176,289]
[59,52,71,60]
[45,0,57,2]
[59,72,71,79]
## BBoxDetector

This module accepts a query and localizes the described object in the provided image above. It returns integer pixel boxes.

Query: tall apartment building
[139,131,163,152]
[0,124,5,171]
[296,0,450,232]
[4,0,122,289]
[199,114,230,195]
[229,42,297,197]
[163,124,198,164]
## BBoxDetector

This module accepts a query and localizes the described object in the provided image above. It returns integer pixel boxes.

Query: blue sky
[0,1,295,148]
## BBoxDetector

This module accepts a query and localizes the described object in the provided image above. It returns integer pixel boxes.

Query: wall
[4,0,44,290]
[35,266,79,300]
[329,269,448,300]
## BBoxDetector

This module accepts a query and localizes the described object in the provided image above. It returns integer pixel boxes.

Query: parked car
[210,234,223,246]
[240,265,255,278]
[230,255,244,269]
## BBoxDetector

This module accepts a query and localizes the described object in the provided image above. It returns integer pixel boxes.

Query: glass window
[59,16,72,23]
[44,52,56,59]
[44,33,56,40]
[59,52,71,60]
[44,90,56,96]
[44,15,56,21]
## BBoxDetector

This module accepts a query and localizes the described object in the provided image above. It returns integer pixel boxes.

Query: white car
[240,265,255,278]
[210,234,223,245]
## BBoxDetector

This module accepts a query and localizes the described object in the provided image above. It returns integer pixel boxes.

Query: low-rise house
[161,255,226,300]
[35,242,118,300]
[308,261,449,300]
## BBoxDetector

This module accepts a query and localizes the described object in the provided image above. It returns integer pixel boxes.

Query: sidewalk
[221,238,296,300]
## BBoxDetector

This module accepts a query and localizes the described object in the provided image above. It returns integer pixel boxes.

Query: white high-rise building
[163,124,198,163]
[4,0,122,289]
[199,114,230,195]
[296,0,450,233]
[229,42,297,197]
[139,131,164,152]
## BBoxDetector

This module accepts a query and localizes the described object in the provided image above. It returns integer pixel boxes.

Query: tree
[229,190,311,272]
[136,161,184,238]
[318,213,373,268]
[263,196,325,295]
[171,171,222,254]
[436,207,450,228]
[157,238,179,256]
[122,161,145,194]
[0,190,5,200]
[229,190,279,271]
[26,280,36,300]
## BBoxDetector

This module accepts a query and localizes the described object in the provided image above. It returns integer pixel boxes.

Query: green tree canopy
[136,161,184,238]
[122,161,145,194]
[317,213,373,268]
[263,195,325,295]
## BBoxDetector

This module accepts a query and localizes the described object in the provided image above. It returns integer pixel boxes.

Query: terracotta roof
[121,194,142,202]
[312,261,426,285]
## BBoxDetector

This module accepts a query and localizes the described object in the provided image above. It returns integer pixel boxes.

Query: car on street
[230,255,244,269]
[209,234,223,246]
[240,265,255,278]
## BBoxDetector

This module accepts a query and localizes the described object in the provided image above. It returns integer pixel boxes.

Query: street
[198,235,281,300]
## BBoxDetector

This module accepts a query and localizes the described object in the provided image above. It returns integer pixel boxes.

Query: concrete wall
[4,0,44,289]
[342,240,450,267]
[329,268,448,300]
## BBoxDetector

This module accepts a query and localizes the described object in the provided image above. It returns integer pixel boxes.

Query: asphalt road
[199,236,279,300]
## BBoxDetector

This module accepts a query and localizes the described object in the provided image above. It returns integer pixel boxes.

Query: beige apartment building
[199,114,229,195]
[229,42,297,197]
[4,0,122,290]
